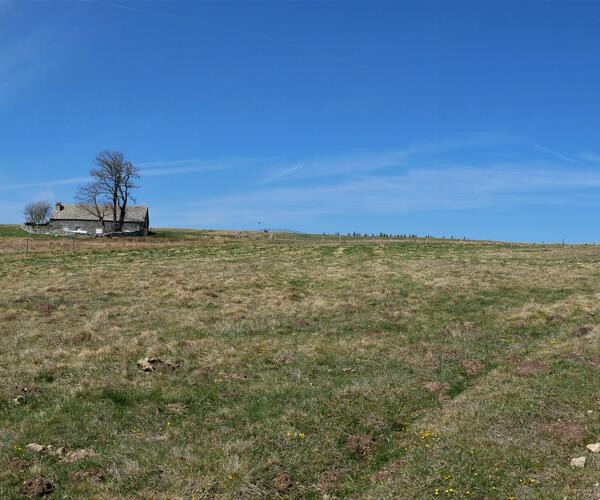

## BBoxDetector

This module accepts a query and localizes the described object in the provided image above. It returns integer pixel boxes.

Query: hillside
[0,228,599,498]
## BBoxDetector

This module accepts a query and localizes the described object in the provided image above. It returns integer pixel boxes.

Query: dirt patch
[370,461,401,483]
[69,469,105,484]
[516,361,550,376]
[21,476,54,497]
[218,372,249,381]
[137,357,180,373]
[70,331,92,345]
[572,325,594,337]
[316,471,340,493]
[346,434,376,455]
[65,448,96,463]
[271,355,291,365]
[166,402,188,414]
[461,359,485,376]
[538,421,591,444]
[272,472,293,492]
[34,303,54,316]
[8,457,31,471]
[423,381,448,397]
[588,357,600,368]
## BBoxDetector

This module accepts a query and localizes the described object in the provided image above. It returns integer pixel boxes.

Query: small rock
[137,357,179,373]
[166,402,187,414]
[587,443,600,453]
[45,445,65,457]
[65,448,95,462]
[571,456,586,468]
[26,443,45,453]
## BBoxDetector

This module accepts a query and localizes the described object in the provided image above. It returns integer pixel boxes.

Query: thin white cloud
[91,0,342,61]
[178,164,600,228]
[0,177,89,192]
[531,143,575,162]
[580,153,600,163]
[0,4,79,105]
[0,158,252,192]
[259,133,570,183]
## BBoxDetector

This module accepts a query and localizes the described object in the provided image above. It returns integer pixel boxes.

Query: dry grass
[1,228,600,497]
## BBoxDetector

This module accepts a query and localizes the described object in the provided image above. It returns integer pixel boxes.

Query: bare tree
[78,151,140,232]
[75,182,111,233]
[24,201,51,227]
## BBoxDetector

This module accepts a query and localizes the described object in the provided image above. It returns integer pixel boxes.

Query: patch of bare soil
[136,357,180,373]
[538,421,591,444]
[572,325,594,337]
[423,381,449,397]
[218,372,249,381]
[316,471,340,493]
[516,361,550,376]
[21,476,54,497]
[272,472,293,492]
[69,469,105,484]
[8,457,31,471]
[346,434,376,455]
[461,359,485,376]
[70,331,92,345]
[166,402,187,414]
[588,356,600,368]
[370,461,401,483]
[34,303,53,316]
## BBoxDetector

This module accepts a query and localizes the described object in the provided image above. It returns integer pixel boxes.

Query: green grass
[1,234,599,497]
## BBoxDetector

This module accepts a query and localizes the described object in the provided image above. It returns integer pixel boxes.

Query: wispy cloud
[0,177,89,192]
[177,164,600,228]
[90,0,342,61]
[580,153,600,163]
[531,143,575,162]
[0,158,252,192]
[0,4,79,105]
[259,133,575,183]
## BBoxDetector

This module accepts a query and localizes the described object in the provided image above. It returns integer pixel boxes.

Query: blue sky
[2,1,600,242]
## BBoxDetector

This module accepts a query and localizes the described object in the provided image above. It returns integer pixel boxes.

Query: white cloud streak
[0,158,252,192]
[177,165,600,228]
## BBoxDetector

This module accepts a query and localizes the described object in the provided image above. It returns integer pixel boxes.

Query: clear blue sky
[2,1,600,242]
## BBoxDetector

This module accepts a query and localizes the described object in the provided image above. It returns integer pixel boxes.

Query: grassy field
[1,226,599,498]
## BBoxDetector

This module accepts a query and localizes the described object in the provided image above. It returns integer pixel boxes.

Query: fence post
[26,237,29,255]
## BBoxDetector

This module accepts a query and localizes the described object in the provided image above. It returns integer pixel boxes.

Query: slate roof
[50,204,148,223]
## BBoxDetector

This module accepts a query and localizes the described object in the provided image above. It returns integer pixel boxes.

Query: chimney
[55,202,64,211]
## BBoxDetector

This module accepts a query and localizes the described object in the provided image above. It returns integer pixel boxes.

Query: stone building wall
[49,219,146,235]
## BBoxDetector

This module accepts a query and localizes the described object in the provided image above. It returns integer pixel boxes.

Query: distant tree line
[334,232,468,240]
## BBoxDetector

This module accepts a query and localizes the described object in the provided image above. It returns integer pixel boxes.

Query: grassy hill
[0,229,599,497]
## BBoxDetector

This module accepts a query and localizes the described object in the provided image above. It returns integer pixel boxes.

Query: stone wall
[49,219,147,235]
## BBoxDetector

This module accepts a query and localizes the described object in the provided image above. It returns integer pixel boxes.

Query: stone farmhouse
[49,202,150,235]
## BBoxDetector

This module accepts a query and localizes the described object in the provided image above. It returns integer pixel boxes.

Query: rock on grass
[586,443,600,453]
